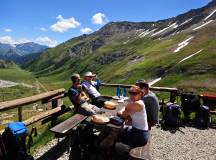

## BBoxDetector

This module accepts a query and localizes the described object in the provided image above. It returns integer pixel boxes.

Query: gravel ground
[151,126,216,160]
[33,127,216,160]
[33,137,71,160]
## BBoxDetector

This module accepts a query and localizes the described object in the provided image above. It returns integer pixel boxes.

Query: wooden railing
[0,88,69,133]
[101,83,179,102]
[0,83,179,133]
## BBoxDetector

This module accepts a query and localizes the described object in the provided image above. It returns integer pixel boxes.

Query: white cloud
[0,36,16,44]
[0,36,57,47]
[50,14,80,32]
[91,12,108,25]
[0,36,31,45]
[4,28,13,32]
[17,38,31,44]
[35,36,58,47]
[80,27,93,34]
[40,27,48,31]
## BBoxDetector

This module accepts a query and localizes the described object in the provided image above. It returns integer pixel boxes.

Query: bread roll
[104,101,117,109]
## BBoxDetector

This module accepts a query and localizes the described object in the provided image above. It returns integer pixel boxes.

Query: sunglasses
[128,91,139,95]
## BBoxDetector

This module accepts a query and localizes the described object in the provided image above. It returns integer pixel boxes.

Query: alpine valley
[3,0,216,93]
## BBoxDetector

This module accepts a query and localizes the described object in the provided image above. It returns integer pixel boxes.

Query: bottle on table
[123,88,127,97]
[116,86,121,98]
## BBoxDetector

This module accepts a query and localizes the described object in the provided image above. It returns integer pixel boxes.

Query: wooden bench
[50,113,87,150]
[50,113,87,136]
[129,137,151,160]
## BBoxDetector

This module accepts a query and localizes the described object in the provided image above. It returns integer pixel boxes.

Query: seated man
[136,80,159,130]
[81,72,106,108]
[68,73,102,116]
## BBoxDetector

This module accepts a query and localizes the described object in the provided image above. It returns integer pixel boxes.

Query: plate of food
[112,96,121,100]
[91,114,110,124]
[112,96,129,101]
[104,101,117,110]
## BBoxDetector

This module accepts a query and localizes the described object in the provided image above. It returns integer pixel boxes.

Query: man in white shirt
[81,72,105,108]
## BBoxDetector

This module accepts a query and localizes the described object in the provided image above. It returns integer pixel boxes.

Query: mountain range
[0,42,48,64]
[26,0,216,92]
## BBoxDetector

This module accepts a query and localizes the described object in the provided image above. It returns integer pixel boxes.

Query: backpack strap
[0,134,7,159]
[27,127,37,153]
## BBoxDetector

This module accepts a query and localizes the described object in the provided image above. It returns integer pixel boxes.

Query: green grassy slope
[0,66,35,83]
[29,28,216,91]
[0,64,41,101]
[26,22,216,94]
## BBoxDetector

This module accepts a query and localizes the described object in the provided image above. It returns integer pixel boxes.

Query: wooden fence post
[51,99,59,126]
[170,92,177,103]
[18,106,22,121]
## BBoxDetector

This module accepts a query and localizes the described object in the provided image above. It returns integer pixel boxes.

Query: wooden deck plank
[50,114,87,136]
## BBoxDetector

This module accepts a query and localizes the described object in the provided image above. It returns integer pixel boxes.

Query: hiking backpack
[71,122,95,160]
[2,122,34,160]
[194,105,210,129]
[181,93,200,119]
[0,134,7,160]
[163,103,182,128]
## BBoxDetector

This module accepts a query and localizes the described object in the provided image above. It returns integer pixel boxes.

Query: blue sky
[0,0,211,47]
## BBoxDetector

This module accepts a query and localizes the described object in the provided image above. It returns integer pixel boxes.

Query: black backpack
[0,134,7,160]
[194,105,210,129]
[71,123,95,160]
[181,93,200,119]
[2,122,34,160]
[163,103,182,128]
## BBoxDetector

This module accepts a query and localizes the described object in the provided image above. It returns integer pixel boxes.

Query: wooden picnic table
[92,98,151,160]
[86,98,127,128]
[50,97,151,159]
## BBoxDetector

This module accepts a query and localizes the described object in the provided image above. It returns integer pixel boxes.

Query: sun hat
[84,71,96,77]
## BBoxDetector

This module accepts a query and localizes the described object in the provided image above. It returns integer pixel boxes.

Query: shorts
[78,102,102,116]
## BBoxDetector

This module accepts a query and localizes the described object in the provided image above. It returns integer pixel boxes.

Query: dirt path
[36,80,48,92]
[0,80,18,88]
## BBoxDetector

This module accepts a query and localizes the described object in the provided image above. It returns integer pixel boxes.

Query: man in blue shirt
[68,73,102,115]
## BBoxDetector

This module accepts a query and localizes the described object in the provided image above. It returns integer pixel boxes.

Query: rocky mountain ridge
[26,0,216,92]
[0,42,48,64]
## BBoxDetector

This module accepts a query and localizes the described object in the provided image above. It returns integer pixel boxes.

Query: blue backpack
[2,122,34,160]
[7,122,27,137]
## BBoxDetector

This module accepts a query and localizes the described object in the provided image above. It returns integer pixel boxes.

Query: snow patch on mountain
[204,9,216,21]
[179,18,193,27]
[123,40,130,44]
[174,36,194,53]
[148,77,162,86]
[178,49,203,63]
[138,29,154,38]
[193,20,214,31]
[151,23,178,37]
